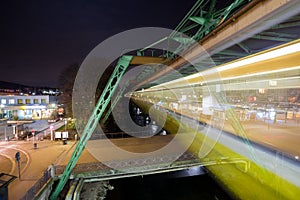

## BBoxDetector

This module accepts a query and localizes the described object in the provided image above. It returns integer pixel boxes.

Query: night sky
[0,0,196,87]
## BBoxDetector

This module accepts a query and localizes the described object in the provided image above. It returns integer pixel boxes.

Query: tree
[58,63,80,118]
[58,62,123,135]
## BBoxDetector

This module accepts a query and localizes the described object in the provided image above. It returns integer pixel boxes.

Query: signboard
[62,131,68,139]
[55,132,62,139]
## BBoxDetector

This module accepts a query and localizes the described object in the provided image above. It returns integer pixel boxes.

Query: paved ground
[0,118,299,199]
[0,135,181,199]
[0,140,96,199]
[0,119,69,199]
[0,120,63,141]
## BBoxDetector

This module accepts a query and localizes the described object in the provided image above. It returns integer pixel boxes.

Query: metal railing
[20,168,52,200]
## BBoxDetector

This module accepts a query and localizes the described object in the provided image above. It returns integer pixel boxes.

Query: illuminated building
[0,95,57,120]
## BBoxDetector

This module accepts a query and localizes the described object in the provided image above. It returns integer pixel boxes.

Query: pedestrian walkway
[0,140,83,199]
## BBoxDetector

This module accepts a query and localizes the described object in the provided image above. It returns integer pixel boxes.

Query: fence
[20,168,52,200]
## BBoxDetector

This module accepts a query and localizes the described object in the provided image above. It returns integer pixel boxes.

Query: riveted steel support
[50,55,133,199]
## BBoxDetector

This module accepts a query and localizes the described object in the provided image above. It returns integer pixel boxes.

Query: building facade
[0,95,57,120]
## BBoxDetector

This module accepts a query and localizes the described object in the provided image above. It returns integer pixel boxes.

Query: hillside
[0,80,30,89]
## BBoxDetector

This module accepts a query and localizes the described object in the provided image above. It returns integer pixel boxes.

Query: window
[17,99,23,104]
[1,99,6,104]
[34,99,39,104]
[41,99,46,104]
[26,99,31,104]
[8,99,15,104]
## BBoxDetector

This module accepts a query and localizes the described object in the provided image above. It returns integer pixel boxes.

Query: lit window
[9,99,15,104]
[17,99,23,104]
[41,99,46,104]
[258,88,266,94]
[1,99,6,104]
[26,99,31,104]
[34,99,39,104]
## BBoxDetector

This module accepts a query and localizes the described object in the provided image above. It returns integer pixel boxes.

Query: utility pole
[4,126,7,141]
[50,125,54,141]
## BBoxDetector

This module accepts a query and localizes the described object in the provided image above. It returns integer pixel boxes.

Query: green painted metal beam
[180,23,199,33]
[271,21,300,29]
[50,55,133,199]
[221,0,246,21]
[138,37,168,54]
[172,37,194,44]
[189,16,206,25]
[192,0,247,42]
[261,31,298,39]
[252,34,292,42]
[237,42,252,54]
[164,0,249,60]
[140,0,250,61]
[170,0,205,38]
[101,82,129,126]
[216,49,248,57]
[208,0,217,15]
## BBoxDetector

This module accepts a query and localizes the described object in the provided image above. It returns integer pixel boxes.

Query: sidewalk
[3,140,80,199]
[0,120,74,199]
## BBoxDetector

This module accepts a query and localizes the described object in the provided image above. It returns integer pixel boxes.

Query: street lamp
[4,126,7,141]
[12,125,17,140]
[32,130,37,149]
[64,119,67,131]
[50,125,54,141]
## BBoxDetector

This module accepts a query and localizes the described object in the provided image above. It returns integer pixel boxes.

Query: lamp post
[4,126,7,141]
[12,125,16,139]
[50,125,54,141]
[32,130,37,149]
[64,119,67,131]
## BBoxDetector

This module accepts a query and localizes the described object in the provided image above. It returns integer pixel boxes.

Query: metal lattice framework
[50,55,133,199]
[167,0,249,57]
[133,0,251,89]
[101,81,129,126]
[49,0,300,198]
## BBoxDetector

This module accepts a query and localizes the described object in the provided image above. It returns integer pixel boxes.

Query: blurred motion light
[150,40,300,89]
[217,41,300,72]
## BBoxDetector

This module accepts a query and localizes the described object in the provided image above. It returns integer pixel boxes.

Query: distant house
[0,81,61,120]
[0,94,57,120]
